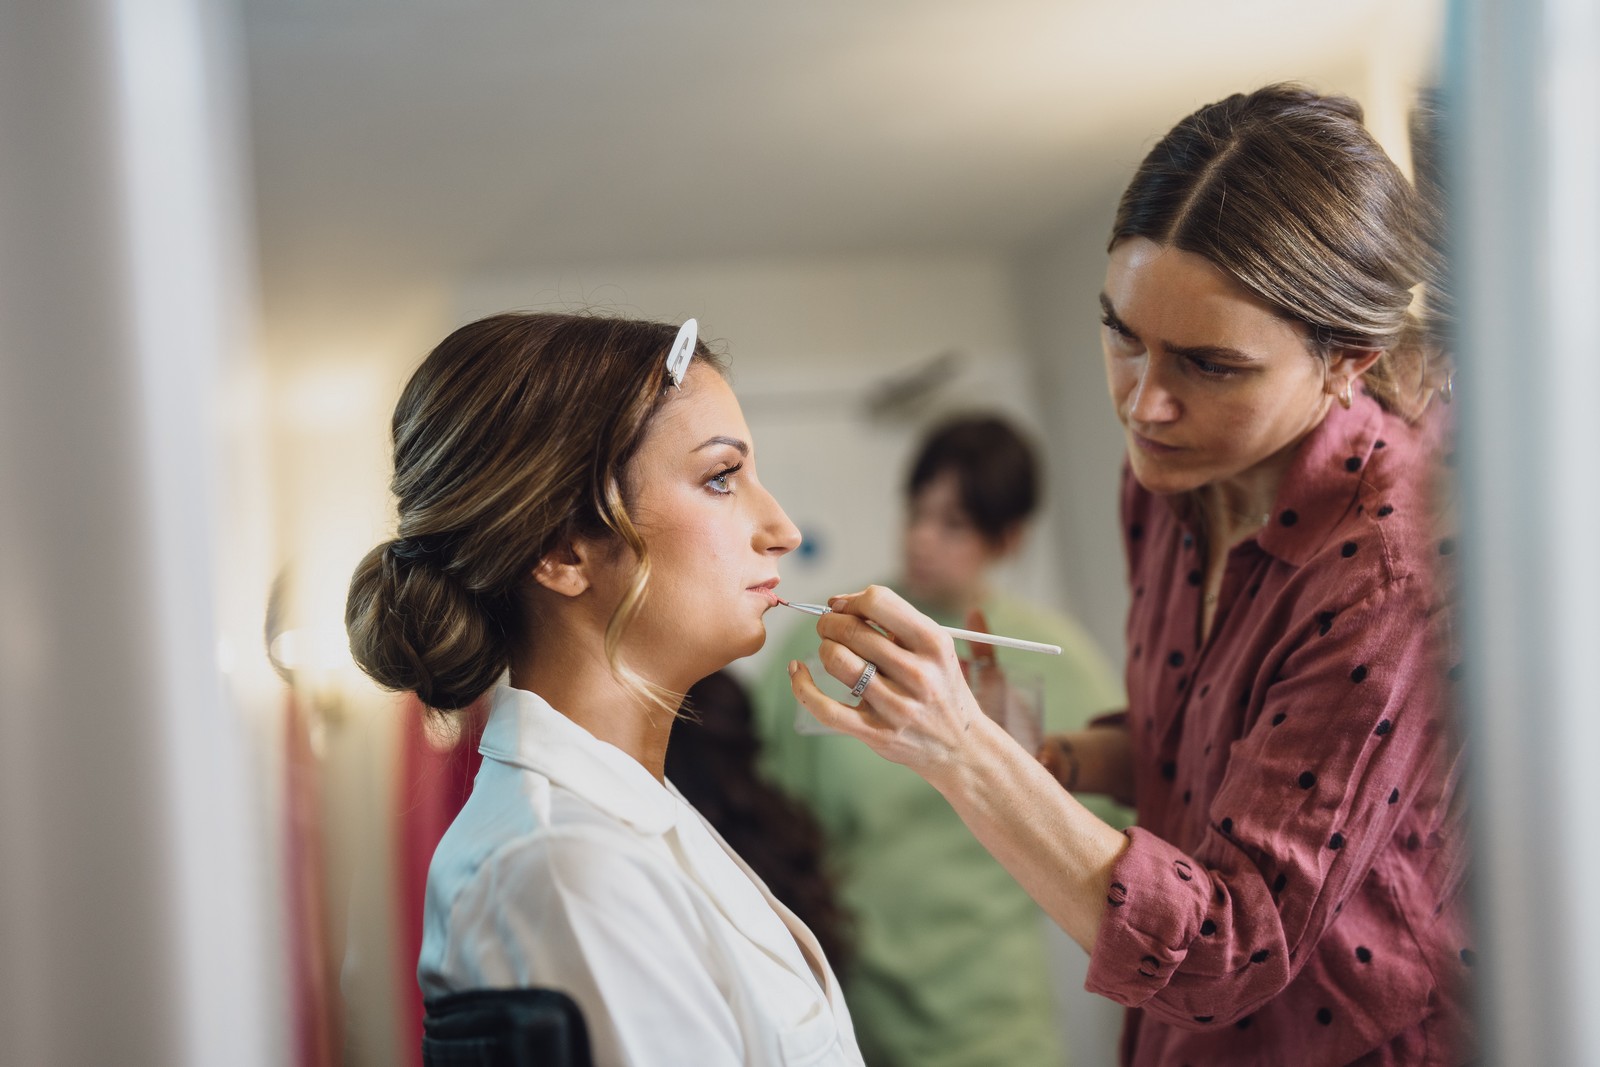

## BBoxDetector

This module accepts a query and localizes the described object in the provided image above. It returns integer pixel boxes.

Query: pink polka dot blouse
[1087,396,1475,1066]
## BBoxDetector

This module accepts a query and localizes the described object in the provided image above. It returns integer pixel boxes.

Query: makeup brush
[771,596,1062,656]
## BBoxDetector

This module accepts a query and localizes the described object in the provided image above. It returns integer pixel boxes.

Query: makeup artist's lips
[1131,432,1183,456]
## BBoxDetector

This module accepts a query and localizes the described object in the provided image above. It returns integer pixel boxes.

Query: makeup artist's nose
[1126,357,1182,425]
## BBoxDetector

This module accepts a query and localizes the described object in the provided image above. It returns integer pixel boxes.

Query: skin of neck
[1200,392,1333,549]
[507,589,690,783]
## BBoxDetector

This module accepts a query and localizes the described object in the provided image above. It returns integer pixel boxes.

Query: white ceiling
[243,0,1443,324]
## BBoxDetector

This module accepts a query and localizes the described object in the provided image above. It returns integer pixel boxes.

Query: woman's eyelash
[1100,314,1132,337]
[706,463,742,494]
[1188,356,1238,378]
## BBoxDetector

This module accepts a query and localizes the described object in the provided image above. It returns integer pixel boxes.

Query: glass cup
[793,655,1043,749]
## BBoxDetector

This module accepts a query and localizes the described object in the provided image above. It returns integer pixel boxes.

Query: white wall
[0,1,280,1063]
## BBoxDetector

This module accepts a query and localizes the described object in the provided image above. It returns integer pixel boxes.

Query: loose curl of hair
[345,312,724,712]
[1111,83,1449,419]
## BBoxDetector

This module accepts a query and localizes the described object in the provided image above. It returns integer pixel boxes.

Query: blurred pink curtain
[394,696,486,1065]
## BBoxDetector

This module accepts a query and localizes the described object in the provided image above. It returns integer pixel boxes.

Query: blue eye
[706,463,741,495]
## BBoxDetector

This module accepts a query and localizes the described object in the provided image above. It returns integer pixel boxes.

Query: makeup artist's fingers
[815,637,916,712]
[965,609,999,670]
[788,659,973,772]
[787,660,894,743]
[815,612,924,679]
[825,585,956,658]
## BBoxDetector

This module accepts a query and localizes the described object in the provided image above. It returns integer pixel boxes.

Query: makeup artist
[789,84,1473,1067]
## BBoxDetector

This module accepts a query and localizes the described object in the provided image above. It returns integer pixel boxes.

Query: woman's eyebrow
[1101,292,1260,364]
[693,435,749,456]
[1167,341,1260,364]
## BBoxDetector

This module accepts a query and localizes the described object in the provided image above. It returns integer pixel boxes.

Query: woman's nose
[1126,361,1181,425]
[758,487,803,556]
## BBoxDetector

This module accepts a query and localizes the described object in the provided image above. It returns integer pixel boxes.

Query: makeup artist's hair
[906,415,1039,544]
[345,312,724,712]
[1110,83,1448,418]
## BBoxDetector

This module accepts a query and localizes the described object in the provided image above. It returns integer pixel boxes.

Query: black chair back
[422,987,593,1067]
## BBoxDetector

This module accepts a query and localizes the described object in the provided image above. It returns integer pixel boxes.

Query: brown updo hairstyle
[1110,83,1448,418]
[345,312,723,712]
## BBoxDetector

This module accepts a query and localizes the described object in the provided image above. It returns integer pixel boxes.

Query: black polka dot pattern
[1272,874,1287,895]
[1375,720,1391,736]
[1298,771,1317,789]
[1350,665,1369,683]
[1174,860,1193,882]
[1328,832,1345,850]
[1341,541,1359,558]
[1194,1015,1214,1023]
[1161,761,1177,781]
[1345,456,1362,472]
[1376,504,1394,517]
[1439,538,1456,556]
[1280,509,1299,526]
[1129,523,1143,541]
[1271,712,1286,726]
[1460,948,1476,967]
[1317,1007,1333,1025]
[1356,946,1372,963]
[1389,788,1400,804]
[1187,569,1202,586]
[1236,1016,1253,1030]
[1168,650,1185,668]
[1201,919,1217,936]
[1317,611,1335,636]
[1220,817,1234,835]
[1250,948,1270,964]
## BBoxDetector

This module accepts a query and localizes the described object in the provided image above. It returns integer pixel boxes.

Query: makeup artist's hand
[787,585,1006,785]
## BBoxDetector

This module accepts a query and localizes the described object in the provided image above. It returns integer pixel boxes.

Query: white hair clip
[665,318,697,390]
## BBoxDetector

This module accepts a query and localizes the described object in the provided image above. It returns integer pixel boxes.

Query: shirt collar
[1255,393,1385,567]
[477,681,679,836]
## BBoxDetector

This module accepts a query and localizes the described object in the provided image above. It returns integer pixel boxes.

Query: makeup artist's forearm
[931,716,1130,954]
[1067,724,1136,804]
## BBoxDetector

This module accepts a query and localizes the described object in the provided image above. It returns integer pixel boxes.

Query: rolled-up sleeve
[1086,575,1449,1028]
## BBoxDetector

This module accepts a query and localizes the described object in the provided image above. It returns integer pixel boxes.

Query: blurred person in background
[345,312,865,1065]
[753,414,1129,1066]
[789,84,1470,1067]
[667,670,856,975]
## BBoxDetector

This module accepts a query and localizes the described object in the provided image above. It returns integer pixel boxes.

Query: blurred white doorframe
[0,1,280,1064]
[1448,0,1600,1063]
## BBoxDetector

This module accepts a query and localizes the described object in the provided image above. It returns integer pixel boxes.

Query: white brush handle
[778,600,1061,655]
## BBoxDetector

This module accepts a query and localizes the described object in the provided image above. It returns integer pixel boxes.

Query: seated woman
[345,312,865,1066]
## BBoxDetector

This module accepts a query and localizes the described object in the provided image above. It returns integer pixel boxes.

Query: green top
[751,587,1131,1067]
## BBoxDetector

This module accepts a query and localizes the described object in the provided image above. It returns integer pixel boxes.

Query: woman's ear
[1329,347,1384,396]
[532,540,592,598]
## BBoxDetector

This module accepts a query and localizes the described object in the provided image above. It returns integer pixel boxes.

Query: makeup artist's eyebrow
[693,435,749,456]
[1099,293,1259,364]
[1167,341,1260,364]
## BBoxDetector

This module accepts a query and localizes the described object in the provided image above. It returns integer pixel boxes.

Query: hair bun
[345,540,507,710]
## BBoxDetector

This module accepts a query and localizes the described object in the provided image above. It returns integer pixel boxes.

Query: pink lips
[749,581,781,606]
[1132,432,1182,455]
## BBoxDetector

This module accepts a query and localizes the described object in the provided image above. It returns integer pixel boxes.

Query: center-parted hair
[345,312,723,711]
[1111,83,1447,417]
